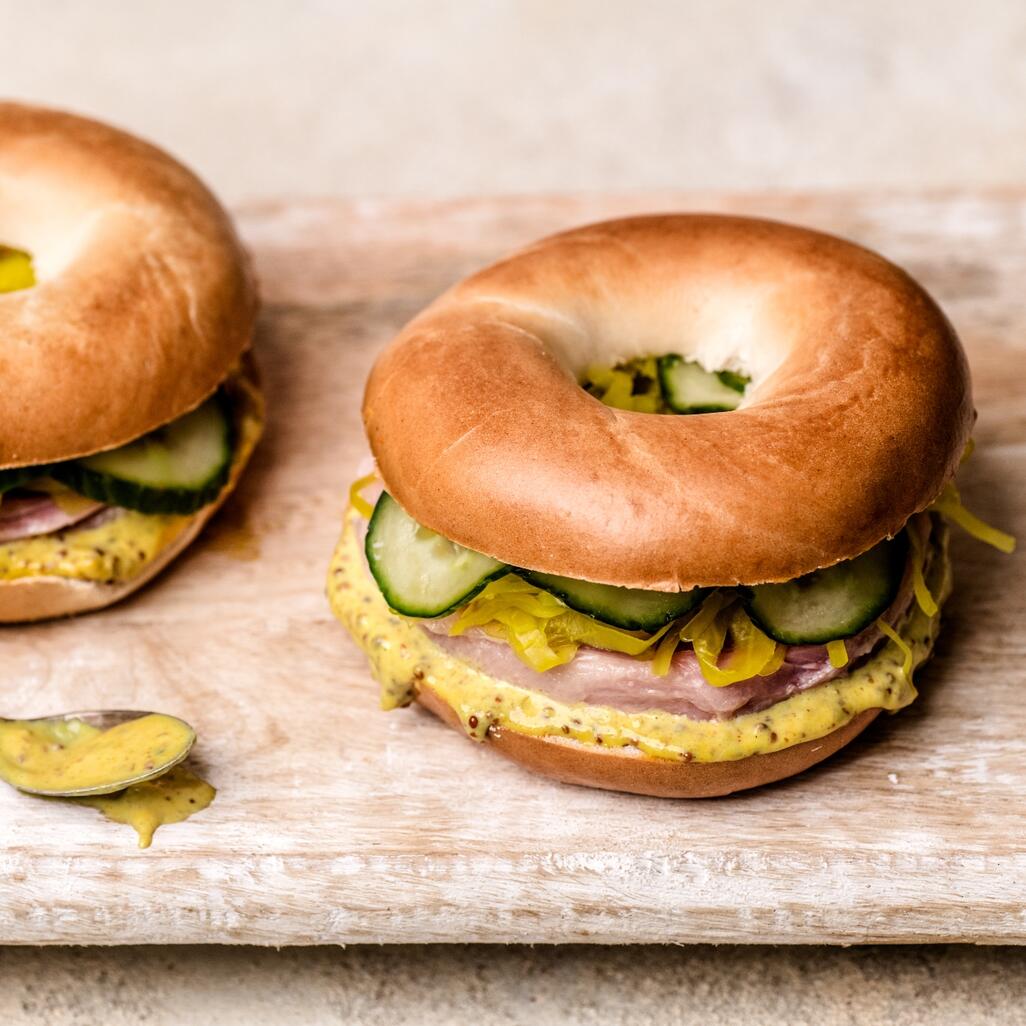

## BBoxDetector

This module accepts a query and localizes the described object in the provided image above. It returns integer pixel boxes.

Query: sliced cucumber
[0,465,49,495]
[53,394,233,515]
[657,355,749,413]
[522,570,706,632]
[743,535,907,644]
[365,492,506,618]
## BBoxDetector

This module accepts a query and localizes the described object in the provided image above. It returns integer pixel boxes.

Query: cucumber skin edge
[0,464,56,494]
[50,391,236,516]
[656,354,745,415]
[519,569,707,633]
[363,493,509,619]
[741,534,909,645]
[51,460,231,516]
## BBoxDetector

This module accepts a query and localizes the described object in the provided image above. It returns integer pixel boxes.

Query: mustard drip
[78,766,215,849]
[0,715,215,849]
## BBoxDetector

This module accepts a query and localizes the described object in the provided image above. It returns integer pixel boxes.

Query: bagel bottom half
[417,684,880,798]
[0,359,263,623]
[328,510,950,799]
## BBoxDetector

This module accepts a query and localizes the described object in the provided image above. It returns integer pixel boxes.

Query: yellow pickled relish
[0,246,34,293]
[876,618,914,681]
[348,471,378,520]
[449,575,672,672]
[931,480,1015,554]
[347,432,1022,690]
[581,357,664,413]
[908,523,939,617]
[826,640,849,669]
[649,591,783,686]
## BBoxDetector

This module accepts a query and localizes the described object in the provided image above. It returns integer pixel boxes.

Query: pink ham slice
[423,607,902,721]
[0,493,106,543]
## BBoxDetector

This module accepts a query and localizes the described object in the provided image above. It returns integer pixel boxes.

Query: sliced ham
[0,493,106,543]
[422,606,903,720]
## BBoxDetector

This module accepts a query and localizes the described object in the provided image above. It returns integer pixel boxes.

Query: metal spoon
[0,709,196,798]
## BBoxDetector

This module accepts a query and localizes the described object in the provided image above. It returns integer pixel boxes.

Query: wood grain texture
[0,192,1024,946]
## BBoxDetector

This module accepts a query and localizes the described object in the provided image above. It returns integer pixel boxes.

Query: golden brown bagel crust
[416,683,879,798]
[365,214,972,589]
[0,102,256,467]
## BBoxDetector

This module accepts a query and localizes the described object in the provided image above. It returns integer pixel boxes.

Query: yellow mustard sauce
[0,246,35,293]
[78,766,215,850]
[0,366,264,584]
[328,508,951,764]
[0,511,193,583]
[0,714,214,849]
[0,713,193,792]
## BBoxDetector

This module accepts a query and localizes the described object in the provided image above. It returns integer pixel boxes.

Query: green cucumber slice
[52,394,233,515]
[521,570,706,632]
[743,535,907,644]
[365,492,506,618]
[0,465,50,495]
[657,354,749,413]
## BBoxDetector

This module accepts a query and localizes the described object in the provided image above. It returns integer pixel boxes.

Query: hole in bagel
[581,354,749,414]
[0,245,35,293]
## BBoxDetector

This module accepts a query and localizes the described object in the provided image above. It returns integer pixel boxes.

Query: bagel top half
[0,101,256,467]
[364,214,972,590]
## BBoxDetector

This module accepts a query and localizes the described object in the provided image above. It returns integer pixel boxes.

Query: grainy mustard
[0,714,214,848]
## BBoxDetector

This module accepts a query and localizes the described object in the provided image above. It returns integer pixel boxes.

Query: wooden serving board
[1,192,1024,946]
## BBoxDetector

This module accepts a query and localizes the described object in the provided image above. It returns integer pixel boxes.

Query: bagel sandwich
[328,214,1014,798]
[0,102,262,622]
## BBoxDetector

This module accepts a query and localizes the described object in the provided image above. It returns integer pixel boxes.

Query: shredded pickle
[450,575,672,672]
[649,591,729,679]
[349,472,378,519]
[650,620,685,677]
[908,523,939,617]
[876,618,914,681]
[651,591,781,686]
[932,481,1015,554]
[826,639,849,669]
[759,643,787,676]
[347,455,968,691]
[582,357,664,413]
[694,604,780,686]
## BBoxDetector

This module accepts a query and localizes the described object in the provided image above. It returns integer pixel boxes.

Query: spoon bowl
[0,709,196,798]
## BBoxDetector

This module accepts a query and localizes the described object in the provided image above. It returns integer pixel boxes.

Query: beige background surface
[3,0,1025,201]
[3,1,1025,1023]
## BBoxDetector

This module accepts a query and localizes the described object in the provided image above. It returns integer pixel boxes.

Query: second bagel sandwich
[330,213,1014,798]
[0,103,262,621]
